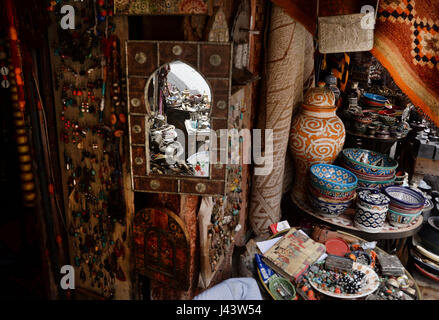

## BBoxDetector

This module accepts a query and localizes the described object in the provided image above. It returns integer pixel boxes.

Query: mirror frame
[126,40,232,196]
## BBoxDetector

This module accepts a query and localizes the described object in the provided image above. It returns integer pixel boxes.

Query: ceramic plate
[413,263,439,283]
[412,234,439,264]
[325,238,350,257]
[309,262,380,299]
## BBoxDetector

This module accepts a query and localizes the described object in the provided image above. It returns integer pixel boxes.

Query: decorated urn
[289,87,346,202]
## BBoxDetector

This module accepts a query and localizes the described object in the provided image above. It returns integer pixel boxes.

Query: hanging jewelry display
[205,98,245,282]
[48,0,127,299]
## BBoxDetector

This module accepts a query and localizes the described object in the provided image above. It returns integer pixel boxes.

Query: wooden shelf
[290,195,423,241]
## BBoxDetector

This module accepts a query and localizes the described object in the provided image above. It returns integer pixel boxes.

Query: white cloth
[193,278,263,300]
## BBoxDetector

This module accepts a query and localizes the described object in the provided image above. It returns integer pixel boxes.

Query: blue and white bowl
[309,194,353,218]
[310,164,358,192]
[384,186,426,209]
[341,148,398,177]
[388,208,422,227]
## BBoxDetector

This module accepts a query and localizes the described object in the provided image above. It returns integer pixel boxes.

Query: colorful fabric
[372,0,439,125]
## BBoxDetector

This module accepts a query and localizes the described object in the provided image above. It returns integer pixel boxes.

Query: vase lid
[303,87,335,108]
[358,189,390,205]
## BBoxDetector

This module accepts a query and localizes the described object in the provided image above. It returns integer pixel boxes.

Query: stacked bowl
[384,186,425,227]
[308,164,358,218]
[340,148,398,190]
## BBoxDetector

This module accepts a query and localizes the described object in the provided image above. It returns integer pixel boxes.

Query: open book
[262,228,326,282]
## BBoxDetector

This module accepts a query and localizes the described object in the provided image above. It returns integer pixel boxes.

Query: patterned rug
[248,5,314,235]
[270,0,439,126]
[373,0,439,125]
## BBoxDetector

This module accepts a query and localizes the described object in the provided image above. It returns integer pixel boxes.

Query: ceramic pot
[325,73,341,102]
[422,199,435,223]
[354,189,390,233]
[367,125,377,137]
[290,87,345,202]
[354,122,368,134]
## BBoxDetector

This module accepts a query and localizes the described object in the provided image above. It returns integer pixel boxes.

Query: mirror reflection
[145,61,212,177]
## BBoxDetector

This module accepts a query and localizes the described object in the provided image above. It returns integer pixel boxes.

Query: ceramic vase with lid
[289,87,346,202]
[325,72,341,102]
[354,189,390,233]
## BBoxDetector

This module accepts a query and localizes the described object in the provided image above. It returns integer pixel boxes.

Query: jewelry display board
[47,2,133,299]
[126,40,232,196]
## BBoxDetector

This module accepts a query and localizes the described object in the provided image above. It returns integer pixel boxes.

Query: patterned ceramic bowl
[310,164,358,191]
[341,163,395,181]
[388,208,422,227]
[309,194,353,218]
[357,177,396,190]
[309,183,356,200]
[341,148,398,176]
[362,93,388,106]
[384,186,426,209]
[389,206,423,216]
[309,185,356,202]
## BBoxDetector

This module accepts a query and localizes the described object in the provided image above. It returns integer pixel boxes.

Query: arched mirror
[145,61,212,177]
[127,41,232,196]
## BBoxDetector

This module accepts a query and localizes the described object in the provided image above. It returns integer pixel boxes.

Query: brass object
[172,45,183,56]
[133,125,142,134]
[150,180,160,190]
[216,100,226,110]
[134,52,147,64]
[196,183,207,193]
[209,54,222,67]
[131,98,141,107]
[134,157,144,165]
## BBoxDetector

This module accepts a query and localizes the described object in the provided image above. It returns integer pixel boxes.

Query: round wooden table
[345,129,407,155]
[288,194,423,255]
[257,228,422,300]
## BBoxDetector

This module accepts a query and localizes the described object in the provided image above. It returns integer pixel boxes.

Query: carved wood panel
[133,207,190,291]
